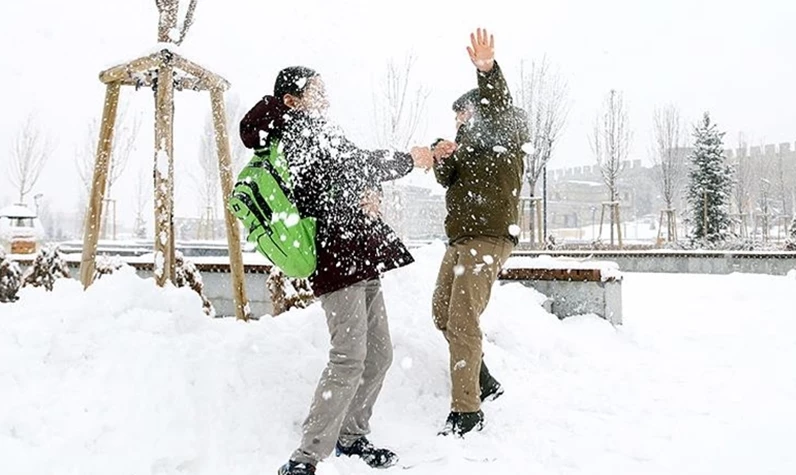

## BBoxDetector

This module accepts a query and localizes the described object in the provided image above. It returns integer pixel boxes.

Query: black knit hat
[452,88,480,112]
[274,66,319,101]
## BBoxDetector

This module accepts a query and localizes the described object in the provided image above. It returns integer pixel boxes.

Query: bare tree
[76,104,141,239]
[372,54,429,241]
[731,133,755,238]
[193,115,220,239]
[516,57,569,241]
[651,104,686,241]
[155,0,199,44]
[7,115,52,204]
[191,94,247,240]
[590,89,631,245]
[225,93,249,172]
[373,54,429,150]
[133,167,151,239]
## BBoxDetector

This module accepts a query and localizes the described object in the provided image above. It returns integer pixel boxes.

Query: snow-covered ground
[1,243,795,475]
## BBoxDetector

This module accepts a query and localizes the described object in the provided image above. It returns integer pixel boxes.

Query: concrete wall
[505,280,623,326]
[14,262,274,318]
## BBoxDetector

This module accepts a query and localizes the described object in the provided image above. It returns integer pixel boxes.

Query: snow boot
[438,410,484,437]
[277,460,315,475]
[479,359,504,402]
[335,437,398,469]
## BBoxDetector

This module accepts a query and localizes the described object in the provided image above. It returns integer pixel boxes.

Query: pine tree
[786,215,796,251]
[686,113,733,244]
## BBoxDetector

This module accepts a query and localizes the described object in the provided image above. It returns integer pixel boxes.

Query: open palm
[467,28,495,72]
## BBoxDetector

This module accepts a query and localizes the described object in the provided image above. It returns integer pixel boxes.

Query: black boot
[438,410,484,437]
[335,437,398,469]
[277,460,315,475]
[479,359,504,402]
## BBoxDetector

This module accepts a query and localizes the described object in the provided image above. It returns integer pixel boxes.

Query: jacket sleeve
[434,152,457,188]
[338,137,414,185]
[477,61,513,117]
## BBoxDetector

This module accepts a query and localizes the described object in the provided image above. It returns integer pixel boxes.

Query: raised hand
[467,27,495,72]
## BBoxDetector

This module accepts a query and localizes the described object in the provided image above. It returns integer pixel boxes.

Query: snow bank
[1,244,795,474]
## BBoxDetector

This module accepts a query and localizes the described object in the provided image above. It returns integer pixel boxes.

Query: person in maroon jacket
[240,66,433,475]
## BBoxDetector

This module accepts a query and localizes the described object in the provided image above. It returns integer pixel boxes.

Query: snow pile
[1,243,796,474]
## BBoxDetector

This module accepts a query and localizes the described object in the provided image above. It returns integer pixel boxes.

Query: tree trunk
[157,2,179,43]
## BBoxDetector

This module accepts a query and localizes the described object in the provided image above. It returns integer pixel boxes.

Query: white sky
[1,0,795,222]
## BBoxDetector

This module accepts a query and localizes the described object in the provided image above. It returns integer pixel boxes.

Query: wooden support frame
[597,201,623,249]
[79,83,121,288]
[656,209,678,245]
[81,47,250,319]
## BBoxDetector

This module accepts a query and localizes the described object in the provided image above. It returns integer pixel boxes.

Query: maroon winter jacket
[240,97,415,297]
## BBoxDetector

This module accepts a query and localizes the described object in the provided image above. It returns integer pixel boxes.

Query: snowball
[401,357,413,370]
[453,265,465,276]
[483,255,494,265]
[470,248,478,256]
[295,77,308,89]
[509,224,521,237]
[284,213,300,227]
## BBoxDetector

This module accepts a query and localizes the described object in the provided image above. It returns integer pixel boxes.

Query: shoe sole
[481,386,504,403]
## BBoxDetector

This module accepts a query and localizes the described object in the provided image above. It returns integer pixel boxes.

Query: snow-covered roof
[0,204,36,218]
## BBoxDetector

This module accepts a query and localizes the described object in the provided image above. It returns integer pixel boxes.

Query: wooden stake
[534,197,543,245]
[210,87,251,321]
[153,57,176,286]
[79,83,121,289]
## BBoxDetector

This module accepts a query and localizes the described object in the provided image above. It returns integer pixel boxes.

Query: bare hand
[467,28,495,72]
[360,189,382,218]
[410,146,434,170]
[432,140,457,161]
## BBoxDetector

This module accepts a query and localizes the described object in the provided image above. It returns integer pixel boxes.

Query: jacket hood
[239,95,290,150]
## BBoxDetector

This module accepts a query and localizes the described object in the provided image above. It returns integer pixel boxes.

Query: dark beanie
[452,88,480,112]
[274,66,319,100]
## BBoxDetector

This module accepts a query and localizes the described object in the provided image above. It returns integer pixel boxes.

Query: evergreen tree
[686,113,733,243]
[786,215,796,251]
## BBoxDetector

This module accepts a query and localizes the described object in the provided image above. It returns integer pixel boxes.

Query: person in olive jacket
[430,28,529,437]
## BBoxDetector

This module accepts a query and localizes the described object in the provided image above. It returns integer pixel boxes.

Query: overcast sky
[1,0,795,221]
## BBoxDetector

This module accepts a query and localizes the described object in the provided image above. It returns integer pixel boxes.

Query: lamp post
[33,193,43,216]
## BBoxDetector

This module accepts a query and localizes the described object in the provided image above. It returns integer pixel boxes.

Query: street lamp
[33,193,44,216]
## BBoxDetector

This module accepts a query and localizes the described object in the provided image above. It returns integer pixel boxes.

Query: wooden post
[615,203,623,249]
[657,210,665,244]
[210,86,251,321]
[598,203,606,241]
[535,198,543,245]
[79,83,121,288]
[153,55,176,286]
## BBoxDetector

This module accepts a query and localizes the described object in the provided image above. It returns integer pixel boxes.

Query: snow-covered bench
[498,256,623,325]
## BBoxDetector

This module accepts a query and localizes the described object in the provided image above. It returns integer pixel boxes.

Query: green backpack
[228,140,317,278]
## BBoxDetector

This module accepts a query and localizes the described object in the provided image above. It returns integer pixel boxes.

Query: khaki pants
[292,278,393,465]
[432,236,513,413]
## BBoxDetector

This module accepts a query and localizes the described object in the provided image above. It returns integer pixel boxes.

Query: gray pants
[292,278,394,466]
